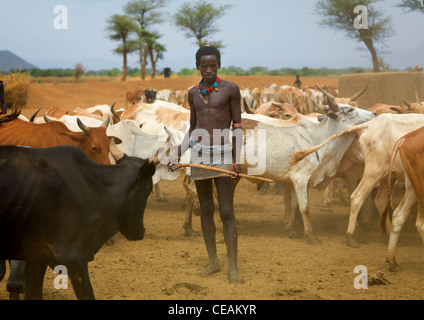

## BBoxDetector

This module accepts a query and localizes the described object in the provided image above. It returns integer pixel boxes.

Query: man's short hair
[196,46,221,65]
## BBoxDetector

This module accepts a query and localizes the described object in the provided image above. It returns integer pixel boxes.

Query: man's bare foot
[228,270,245,283]
[198,264,221,277]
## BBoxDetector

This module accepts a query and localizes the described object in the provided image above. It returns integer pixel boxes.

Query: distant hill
[0,50,37,72]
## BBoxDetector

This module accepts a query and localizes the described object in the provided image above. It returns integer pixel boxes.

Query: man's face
[197,54,220,81]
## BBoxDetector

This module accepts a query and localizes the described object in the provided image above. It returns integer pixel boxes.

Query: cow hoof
[9,292,20,300]
[346,235,360,248]
[184,228,199,237]
[287,229,302,239]
[388,262,402,272]
[306,235,322,245]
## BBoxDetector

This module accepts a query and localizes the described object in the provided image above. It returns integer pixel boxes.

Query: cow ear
[139,159,156,179]
[109,136,122,144]
[326,112,339,119]
[317,114,326,122]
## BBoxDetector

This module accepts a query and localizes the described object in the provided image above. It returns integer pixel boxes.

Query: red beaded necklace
[198,77,220,104]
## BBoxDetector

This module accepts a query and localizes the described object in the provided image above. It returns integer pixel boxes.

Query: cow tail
[380,137,405,236]
[290,122,370,166]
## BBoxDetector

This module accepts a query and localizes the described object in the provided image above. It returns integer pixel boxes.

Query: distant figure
[163,67,171,78]
[293,75,301,89]
[0,80,6,115]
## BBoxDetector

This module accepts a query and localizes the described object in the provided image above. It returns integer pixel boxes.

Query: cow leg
[259,182,270,194]
[347,172,383,248]
[183,191,199,237]
[291,179,321,245]
[386,182,417,272]
[284,184,303,239]
[7,260,26,300]
[154,183,167,202]
[68,261,95,300]
[24,261,47,300]
[274,182,283,195]
[283,183,292,232]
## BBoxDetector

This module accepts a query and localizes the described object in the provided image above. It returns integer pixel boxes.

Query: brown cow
[0,109,118,165]
[381,126,424,271]
[126,90,142,106]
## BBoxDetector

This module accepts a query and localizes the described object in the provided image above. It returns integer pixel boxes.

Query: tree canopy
[315,0,393,72]
[105,14,138,81]
[173,0,232,48]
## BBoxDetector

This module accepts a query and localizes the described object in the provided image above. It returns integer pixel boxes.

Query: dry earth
[1,75,424,301]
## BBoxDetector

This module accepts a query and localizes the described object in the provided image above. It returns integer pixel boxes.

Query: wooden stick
[170,163,274,183]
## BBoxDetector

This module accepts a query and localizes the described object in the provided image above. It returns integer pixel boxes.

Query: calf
[0,144,156,300]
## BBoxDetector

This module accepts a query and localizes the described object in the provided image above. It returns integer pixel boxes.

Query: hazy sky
[1,0,423,71]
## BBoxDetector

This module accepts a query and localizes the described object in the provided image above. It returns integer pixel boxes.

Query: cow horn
[109,138,124,161]
[317,85,336,100]
[43,114,52,122]
[403,99,412,109]
[349,85,368,101]
[326,95,339,112]
[164,126,173,137]
[77,118,90,134]
[313,100,327,113]
[271,102,283,109]
[102,116,110,128]
[110,102,118,117]
[148,155,160,166]
[243,98,255,114]
[29,108,41,122]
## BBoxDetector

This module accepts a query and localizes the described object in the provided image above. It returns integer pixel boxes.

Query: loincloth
[189,138,233,180]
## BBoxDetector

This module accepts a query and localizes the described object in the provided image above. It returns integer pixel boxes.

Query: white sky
[1,0,423,71]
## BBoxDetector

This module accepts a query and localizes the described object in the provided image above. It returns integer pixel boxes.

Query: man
[293,75,301,89]
[167,46,244,283]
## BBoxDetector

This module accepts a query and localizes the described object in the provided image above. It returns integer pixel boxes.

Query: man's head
[196,46,221,66]
[196,46,221,81]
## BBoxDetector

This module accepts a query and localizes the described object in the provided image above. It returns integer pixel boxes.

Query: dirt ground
[1,75,424,301]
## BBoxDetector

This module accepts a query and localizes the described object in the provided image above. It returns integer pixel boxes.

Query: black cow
[163,67,171,79]
[143,89,157,103]
[0,144,156,300]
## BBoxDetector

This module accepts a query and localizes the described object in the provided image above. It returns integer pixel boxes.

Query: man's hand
[166,153,180,172]
[229,162,241,179]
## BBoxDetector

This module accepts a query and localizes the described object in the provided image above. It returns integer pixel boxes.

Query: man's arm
[229,84,242,173]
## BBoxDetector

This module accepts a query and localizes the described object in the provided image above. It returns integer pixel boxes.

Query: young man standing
[168,46,244,283]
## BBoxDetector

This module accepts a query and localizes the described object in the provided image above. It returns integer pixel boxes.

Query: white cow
[156,89,173,102]
[239,98,376,244]
[290,113,424,247]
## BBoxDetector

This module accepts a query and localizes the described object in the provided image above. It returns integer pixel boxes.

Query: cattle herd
[1,81,424,300]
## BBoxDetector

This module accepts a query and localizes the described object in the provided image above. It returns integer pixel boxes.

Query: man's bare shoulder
[220,79,240,91]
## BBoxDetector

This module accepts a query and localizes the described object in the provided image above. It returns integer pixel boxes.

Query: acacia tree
[397,0,424,13]
[105,14,138,81]
[173,0,232,48]
[141,30,166,79]
[315,0,393,72]
[125,0,166,80]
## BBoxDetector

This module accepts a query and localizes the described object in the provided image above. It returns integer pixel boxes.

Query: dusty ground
[1,75,424,301]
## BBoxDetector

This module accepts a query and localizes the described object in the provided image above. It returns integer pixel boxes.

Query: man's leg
[214,177,244,283]
[195,179,221,276]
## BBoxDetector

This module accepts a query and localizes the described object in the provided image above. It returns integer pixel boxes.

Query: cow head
[144,89,157,104]
[318,85,367,108]
[44,115,122,165]
[321,94,376,125]
[116,153,157,241]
